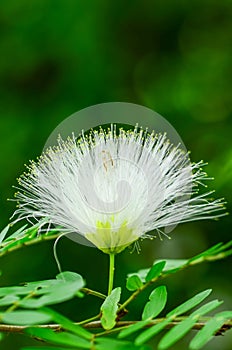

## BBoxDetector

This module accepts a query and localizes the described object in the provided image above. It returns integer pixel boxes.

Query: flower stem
[108,253,115,295]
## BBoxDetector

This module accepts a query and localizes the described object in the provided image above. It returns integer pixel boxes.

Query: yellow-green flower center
[85,220,138,254]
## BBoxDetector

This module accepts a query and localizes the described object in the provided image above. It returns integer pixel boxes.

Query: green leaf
[20,272,85,307]
[213,310,232,319]
[158,317,196,349]
[22,339,152,350]
[189,312,232,350]
[118,320,151,339]
[0,225,9,244]
[132,259,186,282]
[188,243,223,263]
[126,275,143,291]
[135,319,171,346]
[0,294,19,306]
[56,271,84,283]
[26,327,91,348]
[210,240,232,254]
[3,225,27,242]
[135,289,215,346]
[191,300,223,317]
[145,261,166,282]
[42,307,92,340]
[157,299,224,349]
[0,273,85,310]
[100,287,121,330]
[21,347,74,350]
[0,285,34,297]
[167,289,212,317]
[161,259,188,273]
[2,310,52,325]
[142,286,167,320]
[96,337,145,350]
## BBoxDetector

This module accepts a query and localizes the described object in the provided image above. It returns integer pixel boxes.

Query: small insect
[101,150,114,172]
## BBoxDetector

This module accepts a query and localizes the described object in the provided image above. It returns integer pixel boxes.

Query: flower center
[85,219,138,254]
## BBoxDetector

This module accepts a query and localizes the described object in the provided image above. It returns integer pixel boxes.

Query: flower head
[13,125,225,254]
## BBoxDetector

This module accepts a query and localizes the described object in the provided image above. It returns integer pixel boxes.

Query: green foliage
[100,287,121,330]
[0,219,60,257]
[126,275,143,291]
[0,225,10,244]
[133,289,229,348]
[42,307,92,340]
[142,286,167,320]
[189,312,232,350]
[118,320,151,339]
[0,271,84,325]
[131,240,232,282]
[145,261,166,282]
[25,327,92,349]
[2,310,52,325]
[157,300,224,349]
[0,2,231,349]
[166,289,212,317]
[0,225,231,349]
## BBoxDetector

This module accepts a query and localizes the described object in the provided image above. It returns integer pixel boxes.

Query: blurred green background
[0,1,231,349]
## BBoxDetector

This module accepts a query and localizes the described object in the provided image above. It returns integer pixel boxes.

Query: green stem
[108,253,115,295]
[118,272,167,313]
[81,288,106,300]
[77,314,100,326]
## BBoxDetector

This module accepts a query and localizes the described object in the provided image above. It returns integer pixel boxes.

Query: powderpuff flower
[13,125,225,254]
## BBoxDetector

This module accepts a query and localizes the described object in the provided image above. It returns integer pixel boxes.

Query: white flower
[13,125,225,254]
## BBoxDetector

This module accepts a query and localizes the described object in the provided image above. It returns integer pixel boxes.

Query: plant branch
[118,246,232,312]
[118,273,167,312]
[0,319,231,335]
[0,234,60,258]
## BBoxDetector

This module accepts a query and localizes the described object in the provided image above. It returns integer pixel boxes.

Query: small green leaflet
[191,299,223,317]
[126,275,143,291]
[145,261,166,282]
[25,327,91,348]
[100,287,121,330]
[128,241,232,283]
[21,347,75,350]
[157,299,224,349]
[21,273,84,308]
[135,319,171,346]
[135,289,213,346]
[190,311,232,349]
[118,320,151,339]
[188,243,224,263]
[158,317,196,349]
[142,286,167,320]
[167,289,212,317]
[0,294,19,306]
[96,337,151,350]
[21,340,152,350]
[42,307,92,340]
[0,272,85,312]
[0,225,9,244]
[0,219,62,258]
[2,310,52,325]
[132,259,187,282]
[3,225,28,242]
